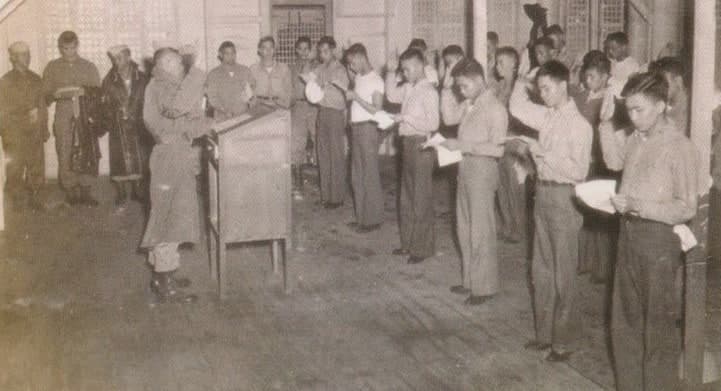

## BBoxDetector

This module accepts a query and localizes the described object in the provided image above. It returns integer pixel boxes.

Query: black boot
[150,271,197,304]
[114,182,128,206]
[79,186,99,207]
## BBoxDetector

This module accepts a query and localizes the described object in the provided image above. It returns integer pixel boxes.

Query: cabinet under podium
[205,108,291,299]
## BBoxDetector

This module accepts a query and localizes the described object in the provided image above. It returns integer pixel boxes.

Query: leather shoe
[450,285,471,295]
[392,248,409,256]
[406,255,426,264]
[524,340,552,351]
[546,350,573,362]
[464,295,493,306]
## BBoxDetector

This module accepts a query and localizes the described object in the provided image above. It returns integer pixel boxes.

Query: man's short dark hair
[318,36,337,49]
[450,58,485,80]
[399,48,425,64]
[441,45,464,59]
[544,24,564,36]
[649,56,685,80]
[533,36,554,50]
[487,31,499,44]
[58,31,79,47]
[605,31,629,46]
[258,36,275,48]
[536,60,570,83]
[621,72,669,103]
[408,38,428,52]
[581,50,611,75]
[295,36,312,48]
[345,43,368,60]
[219,41,235,52]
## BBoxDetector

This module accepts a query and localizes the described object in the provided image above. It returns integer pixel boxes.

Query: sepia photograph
[0,0,719,390]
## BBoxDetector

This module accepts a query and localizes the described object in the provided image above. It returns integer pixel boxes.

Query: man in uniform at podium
[141,48,209,303]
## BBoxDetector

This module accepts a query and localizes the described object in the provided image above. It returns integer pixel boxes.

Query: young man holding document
[440,58,508,305]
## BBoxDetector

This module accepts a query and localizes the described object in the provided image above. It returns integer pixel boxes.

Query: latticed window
[411,0,467,52]
[599,0,625,47]
[271,5,327,64]
[44,0,178,74]
[566,0,590,60]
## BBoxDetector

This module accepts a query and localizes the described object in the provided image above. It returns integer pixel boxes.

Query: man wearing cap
[101,45,150,206]
[206,41,252,122]
[42,31,101,205]
[0,41,48,211]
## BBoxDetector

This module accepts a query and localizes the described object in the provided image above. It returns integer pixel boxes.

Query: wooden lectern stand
[206,108,291,299]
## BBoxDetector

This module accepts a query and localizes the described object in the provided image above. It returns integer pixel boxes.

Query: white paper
[305,80,324,104]
[373,111,396,130]
[512,161,529,183]
[436,146,463,167]
[422,133,447,149]
[575,180,617,214]
[673,224,698,252]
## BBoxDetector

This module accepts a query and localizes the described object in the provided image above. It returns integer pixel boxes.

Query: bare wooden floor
[0,165,717,390]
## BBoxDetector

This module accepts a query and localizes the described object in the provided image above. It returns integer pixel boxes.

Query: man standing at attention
[206,41,252,122]
[42,31,101,206]
[344,43,384,233]
[599,72,698,391]
[250,36,292,111]
[290,36,318,200]
[441,58,508,305]
[510,60,592,362]
[0,41,48,211]
[141,48,209,303]
[386,48,439,264]
[314,36,350,209]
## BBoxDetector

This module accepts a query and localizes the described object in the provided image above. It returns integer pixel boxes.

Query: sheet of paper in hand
[575,179,617,214]
[305,80,324,104]
[421,133,462,167]
[372,111,396,130]
[673,224,698,252]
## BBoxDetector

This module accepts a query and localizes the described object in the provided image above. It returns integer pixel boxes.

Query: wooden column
[472,0,487,66]
[685,0,715,388]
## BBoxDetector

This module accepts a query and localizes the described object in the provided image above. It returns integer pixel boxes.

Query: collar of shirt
[632,117,676,143]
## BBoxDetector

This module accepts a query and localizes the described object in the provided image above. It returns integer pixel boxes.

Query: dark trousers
[2,136,44,196]
[399,135,435,258]
[497,151,527,241]
[316,107,347,204]
[457,157,499,295]
[611,217,682,391]
[54,109,93,190]
[350,122,383,226]
[531,183,582,351]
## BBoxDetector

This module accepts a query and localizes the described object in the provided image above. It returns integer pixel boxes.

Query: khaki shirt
[315,59,349,111]
[207,63,252,120]
[249,61,292,109]
[42,56,100,118]
[386,77,439,137]
[510,81,592,184]
[600,118,699,225]
[441,88,507,158]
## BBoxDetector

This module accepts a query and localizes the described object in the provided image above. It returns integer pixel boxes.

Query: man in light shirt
[648,56,689,135]
[206,41,252,121]
[386,48,440,264]
[510,60,592,362]
[440,58,508,306]
[344,43,385,233]
[249,36,292,110]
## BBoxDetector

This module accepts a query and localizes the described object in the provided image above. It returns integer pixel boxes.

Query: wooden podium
[205,108,291,299]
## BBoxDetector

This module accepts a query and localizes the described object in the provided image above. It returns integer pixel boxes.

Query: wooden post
[472,0,487,66]
[685,0,715,388]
